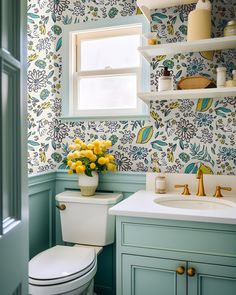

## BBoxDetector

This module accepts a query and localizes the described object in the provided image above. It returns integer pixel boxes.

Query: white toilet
[29,191,122,295]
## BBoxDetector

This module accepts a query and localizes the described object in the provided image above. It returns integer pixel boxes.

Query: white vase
[78,171,99,196]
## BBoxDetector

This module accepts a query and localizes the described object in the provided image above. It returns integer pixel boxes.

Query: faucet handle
[213,186,232,198]
[175,184,191,196]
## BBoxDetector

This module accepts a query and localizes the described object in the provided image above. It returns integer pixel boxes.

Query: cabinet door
[188,262,236,295]
[122,254,187,295]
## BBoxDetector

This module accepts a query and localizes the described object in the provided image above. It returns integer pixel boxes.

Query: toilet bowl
[29,191,123,295]
[29,245,98,295]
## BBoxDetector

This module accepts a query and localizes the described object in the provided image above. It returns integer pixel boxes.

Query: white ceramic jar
[216,67,226,87]
[155,175,166,194]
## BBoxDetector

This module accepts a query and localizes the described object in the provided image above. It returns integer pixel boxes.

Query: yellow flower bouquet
[66,138,117,177]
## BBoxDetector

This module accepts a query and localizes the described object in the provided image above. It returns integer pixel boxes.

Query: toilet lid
[29,245,96,285]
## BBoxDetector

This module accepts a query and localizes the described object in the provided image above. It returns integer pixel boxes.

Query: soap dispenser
[158,67,173,92]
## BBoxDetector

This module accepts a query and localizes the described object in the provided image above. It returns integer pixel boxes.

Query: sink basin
[154,196,236,210]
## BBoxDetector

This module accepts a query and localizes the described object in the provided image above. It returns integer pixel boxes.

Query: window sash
[72,69,141,115]
[76,25,142,73]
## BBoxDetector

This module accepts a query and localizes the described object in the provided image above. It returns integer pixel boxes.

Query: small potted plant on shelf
[65,138,117,196]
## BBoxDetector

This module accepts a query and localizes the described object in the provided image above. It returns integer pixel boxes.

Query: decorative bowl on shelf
[177,76,216,90]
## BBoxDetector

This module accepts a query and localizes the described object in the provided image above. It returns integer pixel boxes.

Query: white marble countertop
[109,190,236,225]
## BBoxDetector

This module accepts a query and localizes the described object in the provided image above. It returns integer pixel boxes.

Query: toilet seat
[29,245,96,286]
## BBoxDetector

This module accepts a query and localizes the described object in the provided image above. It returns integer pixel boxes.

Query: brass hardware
[196,168,206,197]
[187,267,196,277]
[214,186,232,198]
[56,204,66,211]
[176,266,185,275]
[175,184,191,196]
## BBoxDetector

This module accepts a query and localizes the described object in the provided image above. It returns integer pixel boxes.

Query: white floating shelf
[137,0,197,21]
[138,87,236,102]
[139,36,236,61]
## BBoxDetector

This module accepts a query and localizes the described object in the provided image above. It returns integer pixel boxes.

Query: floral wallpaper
[27,0,236,175]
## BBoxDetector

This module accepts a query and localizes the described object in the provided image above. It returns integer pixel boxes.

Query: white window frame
[61,15,150,120]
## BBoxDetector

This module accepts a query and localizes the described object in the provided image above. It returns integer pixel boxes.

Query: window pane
[79,75,137,110]
[80,35,140,71]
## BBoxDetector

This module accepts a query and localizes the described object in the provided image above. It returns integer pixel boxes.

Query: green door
[188,262,236,295]
[122,254,187,295]
[0,0,28,294]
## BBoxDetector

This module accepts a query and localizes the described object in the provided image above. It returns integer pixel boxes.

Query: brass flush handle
[176,266,185,275]
[175,184,191,196]
[214,186,232,198]
[187,267,196,277]
[56,204,66,211]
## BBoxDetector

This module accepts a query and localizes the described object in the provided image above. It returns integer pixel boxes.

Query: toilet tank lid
[56,191,123,205]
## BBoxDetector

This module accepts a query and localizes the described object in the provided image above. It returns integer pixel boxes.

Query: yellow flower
[98,157,106,165]
[76,165,85,174]
[87,144,94,150]
[75,144,81,150]
[69,145,75,151]
[67,153,74,160]
[86,150,94,158]
[81,143,87,149]
[71,163,77,170]
[73,151,80,158]
[67,160,73,167]
[94,147,102,155]
[90,163,96,169]
[104,140,112,149]
[74,138,83,144]
[92,140,100,147]
[68,169,73,174]
[76,160,82,166]
[91,155,97,162]
[107,163,116,171]
[104,157,109,164]
[108,154,114,161]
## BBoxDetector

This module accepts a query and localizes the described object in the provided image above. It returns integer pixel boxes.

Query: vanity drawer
[121,221,236,257]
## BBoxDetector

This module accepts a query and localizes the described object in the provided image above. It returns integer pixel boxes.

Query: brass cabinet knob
[187,267,196,277]
[176,266,185,275]
[56,204,66,211]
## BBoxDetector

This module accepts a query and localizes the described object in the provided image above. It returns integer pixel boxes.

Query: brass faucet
[196,168,206,196]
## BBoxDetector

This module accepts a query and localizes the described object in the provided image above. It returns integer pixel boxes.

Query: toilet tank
[56,191,123,246]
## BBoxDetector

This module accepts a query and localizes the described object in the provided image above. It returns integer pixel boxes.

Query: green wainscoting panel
[29,190,53,258]
[28,172,56,259]
[28,170,146,295]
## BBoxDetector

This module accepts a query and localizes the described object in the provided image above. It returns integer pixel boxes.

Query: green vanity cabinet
[115,216,236,295]
[122,255,186,295]
[188,262,236,295]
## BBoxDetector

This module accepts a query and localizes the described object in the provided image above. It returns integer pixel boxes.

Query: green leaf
[185,163,198,174]
[175,70,182,79]
[56,37,62,52]
[179,25,187,35]
[151,143,163,151]
[28,140,40,146]
[27,13,40,19]
[152,12,168,19]
[179,152,190,163]
[151,140,168,146]
[215,107,231,113]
